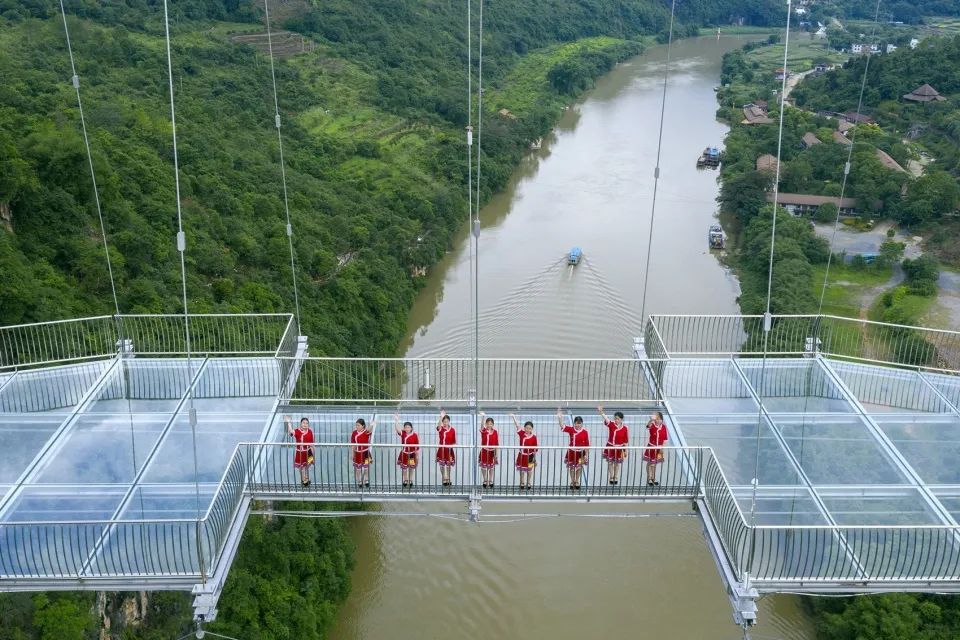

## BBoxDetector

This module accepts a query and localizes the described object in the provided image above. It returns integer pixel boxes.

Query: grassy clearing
[811,263,892,317]
[746,35,847,72]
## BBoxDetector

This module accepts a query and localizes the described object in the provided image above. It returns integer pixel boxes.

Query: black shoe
[364,482,370,488]
[305,479,311,487]
[612,480,618,485]
[608,480,615,485]
[647,481,654,486]
[654,481,660,486]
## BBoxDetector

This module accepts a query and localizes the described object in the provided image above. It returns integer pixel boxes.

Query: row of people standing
[284,409,668,490]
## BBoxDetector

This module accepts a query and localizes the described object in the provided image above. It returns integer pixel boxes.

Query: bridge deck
[2,314,960,610]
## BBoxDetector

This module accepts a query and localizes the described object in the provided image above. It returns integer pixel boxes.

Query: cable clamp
[275,114,281,129]
[71,74,80,89]
[286,223,293,237]
[177,231,186,252]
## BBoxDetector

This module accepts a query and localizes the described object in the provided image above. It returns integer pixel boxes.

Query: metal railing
[117,314,292,357]
[0,314,295,372]
[237,443,705,499]
[647,315,960,375]
[0,316,116,370]
[0,520,203,579]
[748,525,960,583]
[285,358,657,404]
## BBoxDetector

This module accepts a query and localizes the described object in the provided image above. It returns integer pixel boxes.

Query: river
[332,36,815,639]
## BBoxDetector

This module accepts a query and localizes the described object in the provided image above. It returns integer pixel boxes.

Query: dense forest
[0,0,785,638]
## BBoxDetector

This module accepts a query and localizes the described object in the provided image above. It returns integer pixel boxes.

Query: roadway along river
[332,36,815,639]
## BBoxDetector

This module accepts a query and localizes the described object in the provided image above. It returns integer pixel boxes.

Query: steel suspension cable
[161,0,202,524]
[816,0,884,315]
[263,0,303,335]
[57,1,120,317]
[637,0,677,327]
[746,0,794,571]
[467,0,475,363]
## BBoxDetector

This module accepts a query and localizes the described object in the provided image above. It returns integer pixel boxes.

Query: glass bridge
[2,313,959,626]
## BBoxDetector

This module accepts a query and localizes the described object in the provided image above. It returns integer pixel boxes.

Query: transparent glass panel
[676,417,799,486]
[822,489,941,525]
[735,489,827,526]
[88,359,193,413]
[739,359,853,413]
[120,485,216,520]
[32,414,169,485]
[876,415,960,485]
[143,412,269,483]
[773,416,909,485]
[933,492,960,522]
[833,362,948,413]
[0,361,110,413]
[3,487,124,522]
[921,371,960,408]
[0,415,64,483]
[659,360,757,413]
[192,358,280,411]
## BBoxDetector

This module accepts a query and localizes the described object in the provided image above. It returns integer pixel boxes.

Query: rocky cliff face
[0,201,11,232]
[95,592,150,640]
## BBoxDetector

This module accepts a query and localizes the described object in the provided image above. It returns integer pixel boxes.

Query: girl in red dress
[511,414,538,490]
[557,409,589,490]
[643,411,668,486]
[395,415,419,488]
[284,415,314,487]
[598,406,629,486]
[478,414,499,488]
[436,410,457,486]
[350,417,376,488]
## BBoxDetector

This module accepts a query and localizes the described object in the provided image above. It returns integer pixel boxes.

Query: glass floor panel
[143,412,270,485]
[32,413,170,485]
[87,359,193,413]
[0,361,111,413]
[674,416,800,486]
[735,488,828,526]
[932,491,960,522]
[2,486,125,522]
[821,489,942,525]
[0,415,64,483]
[738,359,855,413]
[660,360,758,414]
[920,371,960,408]
[874,415,960,485]
[772,415,910,485]
[833,362,950,413]
[119,485,217,520]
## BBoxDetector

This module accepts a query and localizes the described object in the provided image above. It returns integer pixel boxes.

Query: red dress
[562,425,590,468]
[350,428,372,468]
[292,427,314,469]
[603,420,629,462]
[398,431,419,468]
[515,430,538,470]
[643,422,668,463]
[436,426,457,466]
[478,428,499,468]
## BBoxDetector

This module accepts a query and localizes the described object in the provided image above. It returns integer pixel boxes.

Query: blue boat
[568,247,582,265]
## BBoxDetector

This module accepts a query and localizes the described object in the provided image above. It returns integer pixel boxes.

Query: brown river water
[331,36,816,640]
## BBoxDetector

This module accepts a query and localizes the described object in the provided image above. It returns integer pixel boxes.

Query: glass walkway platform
[2,313,959,626]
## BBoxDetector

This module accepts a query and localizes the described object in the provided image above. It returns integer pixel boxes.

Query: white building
[909,38,920,49]
[887,43,897,54]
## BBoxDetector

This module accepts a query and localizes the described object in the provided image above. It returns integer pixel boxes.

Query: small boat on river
[696,147,721,169]
[708,224,725,250]
[568,247,582,265]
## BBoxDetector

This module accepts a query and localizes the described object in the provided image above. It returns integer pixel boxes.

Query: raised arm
[597,405,608,422]
[284,415,294,437]
[436,409,446,431]
[394,413,401,437]
[510,413,521,429]
[556,408,566,429]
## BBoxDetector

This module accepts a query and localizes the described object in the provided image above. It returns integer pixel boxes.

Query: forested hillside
[0,0,784,638]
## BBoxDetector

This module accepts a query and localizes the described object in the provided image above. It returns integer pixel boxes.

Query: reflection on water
[334,36,814,639]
